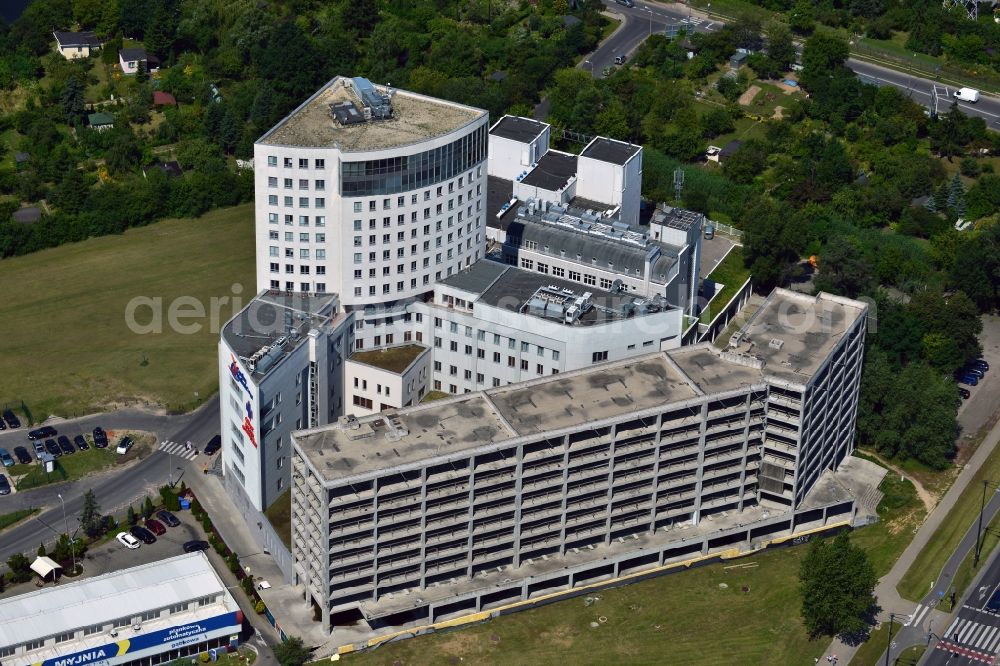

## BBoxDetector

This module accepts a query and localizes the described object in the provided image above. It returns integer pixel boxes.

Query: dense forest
[1,0,999,470]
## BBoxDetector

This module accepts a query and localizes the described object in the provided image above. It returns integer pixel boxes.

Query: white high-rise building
[253,76,490,307]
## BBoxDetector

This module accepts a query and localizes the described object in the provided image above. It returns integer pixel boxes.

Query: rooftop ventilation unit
[330,101,365,126]
[350,77,393,120]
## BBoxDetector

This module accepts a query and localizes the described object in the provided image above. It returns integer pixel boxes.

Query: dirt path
[864,449,937,513]
[738,84,760,106]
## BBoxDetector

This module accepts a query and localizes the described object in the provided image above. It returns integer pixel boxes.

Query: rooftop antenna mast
[673,168,684,202]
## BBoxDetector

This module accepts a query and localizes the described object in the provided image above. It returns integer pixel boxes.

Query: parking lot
[0,507,208,600]
[958,314,1000,439]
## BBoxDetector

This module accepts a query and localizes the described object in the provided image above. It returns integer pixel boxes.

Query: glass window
[315,158,325,168]
[267,156,277,167]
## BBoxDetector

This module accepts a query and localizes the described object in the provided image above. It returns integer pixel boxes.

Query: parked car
[0,474,10,495]
[116,436,134,455]
[93,427,108,448]
[0,448,13,467]
[183,540,210,553]
[73,435,89,451]
[130,525,156,544]
[972,359,990,371]
[0,419,5,431]
[959,387,971,399]
[44,439,61,457]
[57,435,75,455]
[32,441,45,458]
[156,510,180,527]
[144,518,166,536]
[2,409,20,428]
[117,532,141,550]
[954,87,980,103]
[204,435,222,456]
[959,374,979,386]
[13,446,31,464]
[27,426,57,440]
[964,366,985,379]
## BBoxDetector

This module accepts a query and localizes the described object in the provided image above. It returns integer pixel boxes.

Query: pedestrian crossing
[158,440,199,461]
[935,615,1000,662]
[904,603,931,627]
[679,16,704,25]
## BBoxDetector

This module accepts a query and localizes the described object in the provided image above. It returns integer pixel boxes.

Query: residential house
[12,206,42,224]
[152,91,177,107]
[53,31,101,59]
[119,47,159,74]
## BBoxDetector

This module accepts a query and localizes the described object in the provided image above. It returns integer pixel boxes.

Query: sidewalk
[184,468,283,650]
[819,413,1000,663]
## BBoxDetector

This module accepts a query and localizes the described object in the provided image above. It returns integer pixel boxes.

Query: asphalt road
[0,398,220,562]
[924,544,1000,665]
[593,1,1000,128]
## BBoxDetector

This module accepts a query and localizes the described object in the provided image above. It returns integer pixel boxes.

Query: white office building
[253,76,490,307]
[0,553,242,666]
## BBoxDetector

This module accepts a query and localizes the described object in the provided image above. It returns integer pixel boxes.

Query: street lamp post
[884,613,898,666]
[57,493,77,575]
[974,479,990,567]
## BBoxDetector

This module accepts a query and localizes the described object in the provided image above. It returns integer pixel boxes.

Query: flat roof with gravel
[258,76,486,151]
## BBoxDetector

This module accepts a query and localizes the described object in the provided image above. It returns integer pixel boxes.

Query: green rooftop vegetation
[351,344,426,374]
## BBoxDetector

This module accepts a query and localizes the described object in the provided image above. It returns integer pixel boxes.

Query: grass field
[897,439,1000,602]
[0,204,255,417]
[344,546,827,666]
[0,508,38,531]
[342,456,922,666]
[950,513,1000,605]
[848,621,926,666]
[11,447,117,490]
[699,245,749,324]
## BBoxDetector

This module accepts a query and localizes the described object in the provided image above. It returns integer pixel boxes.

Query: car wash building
[0,553,243,666]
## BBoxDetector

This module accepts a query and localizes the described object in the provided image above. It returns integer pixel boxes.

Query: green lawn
[420,390,451,403]
[11,448,118,490]
[0,204,255,417]
[265,488,292,550]
[949,512,1000,605]
[897,439,1000,602]
[344,546,828,666]
[847,620,925,666]
[700,245,750,324]
[351,345,426,374]
[850,473,926,578]
[0,508,38,531]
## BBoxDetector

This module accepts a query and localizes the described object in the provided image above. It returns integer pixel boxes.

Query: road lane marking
[975,625,997,650]
[912,604,930,627]
[959,620,979,643]
[158,440,199,461]
[947,617,962,637]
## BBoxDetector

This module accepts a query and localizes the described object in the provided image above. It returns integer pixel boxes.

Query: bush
[6,553,31,583]
[199,652,210,663]
[255,600,266,614]
[240,576,255,597]
[960,157,981,178]
[159,485,182,511]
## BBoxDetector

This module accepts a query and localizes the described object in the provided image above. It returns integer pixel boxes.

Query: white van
[954,88,980,103]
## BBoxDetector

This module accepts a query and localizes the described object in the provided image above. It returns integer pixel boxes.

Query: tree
[52,534,74,564]
[80,489,102,538]
[799,533,877,638]
[127,504,137,525]
[723,139,768,185]
[7,552,32,583]
[135,59,148,83]
[273,637,312,666]
[38,542,46,557]
[142,495,155,519]
[766,23,796,70]
[789,0,816,34]
[801,33,849,87]
[53,168,89,215]
[60,75,85,124]
[813,236,873,298]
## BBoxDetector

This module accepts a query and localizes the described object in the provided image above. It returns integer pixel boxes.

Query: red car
[144,519,166,536]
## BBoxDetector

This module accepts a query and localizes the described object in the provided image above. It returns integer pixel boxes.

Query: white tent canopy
[30,556,62,580]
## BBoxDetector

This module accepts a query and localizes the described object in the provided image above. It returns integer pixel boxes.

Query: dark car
[2,409,20,428]
[93,427,108,448]
[183,540,210,553]
[204,434,222,456]
[959,374,979,386]
[44,439,61,457]
[965,366,985,379]
[144,518,166,536]
[972,359,990,371]
[28,426,57,440]
[13,446,31,464]
[73,435,89,451]
[156,510,180,527]
[57,435,75,455]
[130,525,157,544]
[959,387,971,399]
[0,419,5,431]
[0,474,10,495]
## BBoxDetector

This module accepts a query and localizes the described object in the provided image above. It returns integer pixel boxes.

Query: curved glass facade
[341,123,487,197]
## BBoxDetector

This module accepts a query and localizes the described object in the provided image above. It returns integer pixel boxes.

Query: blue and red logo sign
[229,354,257,448]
